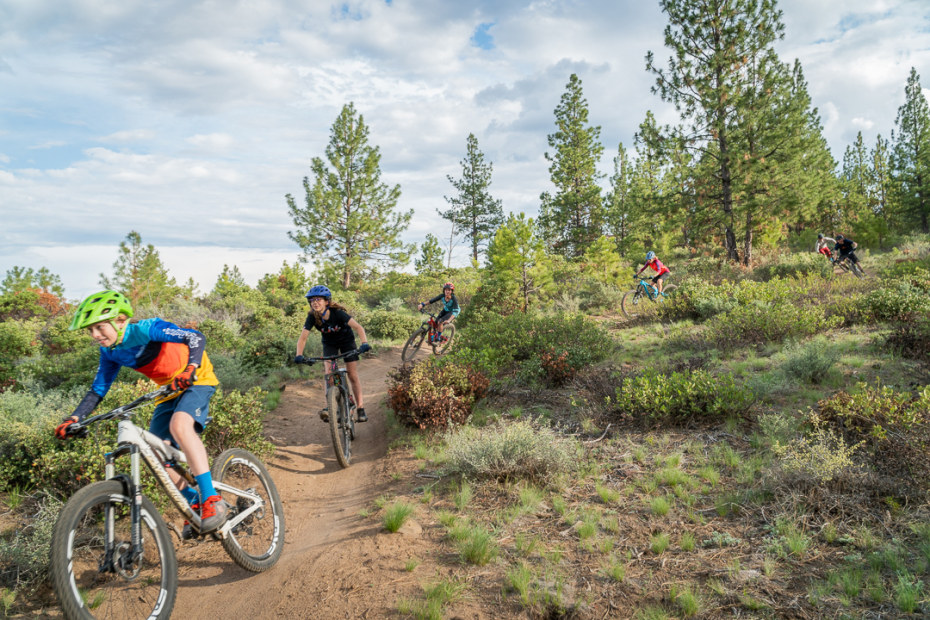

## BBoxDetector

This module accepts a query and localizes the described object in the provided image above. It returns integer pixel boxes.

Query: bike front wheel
[211,448,286,572]
[850,262,865,278]
[432,323,456,356]
[621,289,650,320]
[401,326,428,363]
[50,480,177,620]
[328,386,352,468]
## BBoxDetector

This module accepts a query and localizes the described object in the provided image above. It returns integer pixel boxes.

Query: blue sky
[1,0,928,299]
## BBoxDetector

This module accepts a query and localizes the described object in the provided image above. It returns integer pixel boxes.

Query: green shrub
[886,314,930,364]
[779,338,836,384]
[704,302,841,349]
[609,369,754,425]
[772,413,863,484]
[862,281,930,322]
[453,311,607,386]
[443,420,576,484]
[198,318,245,354]
[0,495,62,594]
[387,358,489,430]
[818,383,930,497]
[753,252,832,282]
[363,308,422,341]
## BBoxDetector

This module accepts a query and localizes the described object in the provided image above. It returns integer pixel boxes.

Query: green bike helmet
[69,290,134,331]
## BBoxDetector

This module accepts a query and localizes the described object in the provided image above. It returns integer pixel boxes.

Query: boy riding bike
[55,290,228,533]
[295,285,371,422]
[418,282,459,342]
[815,233,836,261]
[634,251,671,295]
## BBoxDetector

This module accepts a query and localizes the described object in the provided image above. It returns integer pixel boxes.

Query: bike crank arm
[213,482,265,533]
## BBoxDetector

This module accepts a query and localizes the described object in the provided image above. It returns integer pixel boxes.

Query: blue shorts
[149,385,216,447]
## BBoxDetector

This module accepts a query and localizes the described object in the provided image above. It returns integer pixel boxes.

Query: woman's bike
[50,386,285,620]
[401,309,455,363]
[296,349,361,468]
[621,278,678,320]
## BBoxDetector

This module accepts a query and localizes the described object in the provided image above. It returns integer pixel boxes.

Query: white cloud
[0,0,927,295]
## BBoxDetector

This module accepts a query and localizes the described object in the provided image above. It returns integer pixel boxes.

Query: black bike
[297,350,362,468]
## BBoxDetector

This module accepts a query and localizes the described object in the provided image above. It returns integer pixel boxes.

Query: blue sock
[181,485,199,506]
[195,472,218,501]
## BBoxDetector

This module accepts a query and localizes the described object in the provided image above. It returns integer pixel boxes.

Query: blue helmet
[645,251,656,261]
[305,285,332,300]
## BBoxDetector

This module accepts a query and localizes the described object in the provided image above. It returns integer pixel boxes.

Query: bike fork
[102,447,145,572]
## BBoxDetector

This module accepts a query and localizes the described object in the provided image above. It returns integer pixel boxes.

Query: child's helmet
[645,251,656,261]
[836,234,845,240]
[305,285,332,300]
[443,282,454,291]
[817,233,824,239]
[69,290,133,331]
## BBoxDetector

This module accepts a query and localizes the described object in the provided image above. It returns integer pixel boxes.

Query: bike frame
[72,389,266,558]
[323,358,354,407]
[635,278,660,300]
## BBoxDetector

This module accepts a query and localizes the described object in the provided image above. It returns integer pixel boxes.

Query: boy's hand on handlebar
[55,416,84,439]
[294,355,314,366]
[417,302,425,310]
[358,343,371,354]
[170,364,197,391]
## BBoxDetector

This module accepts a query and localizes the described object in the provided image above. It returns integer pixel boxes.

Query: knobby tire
[621,289,647,320]
[50,480,177,620]
[211,448,286,572]
[328,387,352,468]
[401,327,427,363]
[432,323,456,356]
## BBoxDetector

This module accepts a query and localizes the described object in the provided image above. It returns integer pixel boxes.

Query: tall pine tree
[891,67,930,234]
[287,102,413,288]
[441,133,504,264]
[100,231,179,308]
[539,74,605,258]
[604,142,635,256]
[647,0,787,263]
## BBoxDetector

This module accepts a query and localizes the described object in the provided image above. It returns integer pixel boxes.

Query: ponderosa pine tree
[539,74,605,258]
[891,67,930,234]
[487,213,552,312]
[647,0,787,263]
[604,142,634,256]
[441,133,504,264]
[415,234,446,276]
[99,231,179,308]
[287,102,413,288]
[1,266,64,297]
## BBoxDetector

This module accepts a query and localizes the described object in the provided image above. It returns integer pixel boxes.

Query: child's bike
[297,349,361,468]
[621,278,678,320]
[401,309,455,363]
[50,386,285,620]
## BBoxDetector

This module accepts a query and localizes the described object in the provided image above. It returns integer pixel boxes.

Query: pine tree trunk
[743,211,753,266]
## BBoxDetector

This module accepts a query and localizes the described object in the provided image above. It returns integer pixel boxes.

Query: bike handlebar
[296,349,362,365]
[65,385,177,437]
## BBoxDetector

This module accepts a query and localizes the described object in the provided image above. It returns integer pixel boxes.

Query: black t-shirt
[304,308,354,346]
[835,238,856,254]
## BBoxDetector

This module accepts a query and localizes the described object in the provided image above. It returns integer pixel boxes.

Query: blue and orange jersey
[74,318,218,419]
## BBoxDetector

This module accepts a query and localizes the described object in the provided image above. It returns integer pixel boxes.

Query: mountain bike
[401,309,455,363]
[621,278,678,320]
[296,349,361,468]
[49,385,285,620]
[833,253,866,278]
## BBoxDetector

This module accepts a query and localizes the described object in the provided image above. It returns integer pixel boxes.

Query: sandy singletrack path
[170,347,430,619]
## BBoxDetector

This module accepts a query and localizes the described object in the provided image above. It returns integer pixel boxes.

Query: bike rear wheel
[401,326,428,363]
[50,480,177,620]
[211,448,286,572]
[328,386,352,468]
[432,323,456,356]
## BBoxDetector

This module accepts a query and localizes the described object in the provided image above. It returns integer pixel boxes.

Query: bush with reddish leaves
[387,358,489,430]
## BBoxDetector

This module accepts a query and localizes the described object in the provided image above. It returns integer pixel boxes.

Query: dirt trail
[171,347,428,619]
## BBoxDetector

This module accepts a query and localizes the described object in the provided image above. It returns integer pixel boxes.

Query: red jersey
[643,258,670,276]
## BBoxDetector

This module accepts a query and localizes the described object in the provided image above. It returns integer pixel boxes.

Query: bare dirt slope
[170,347,438,619]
